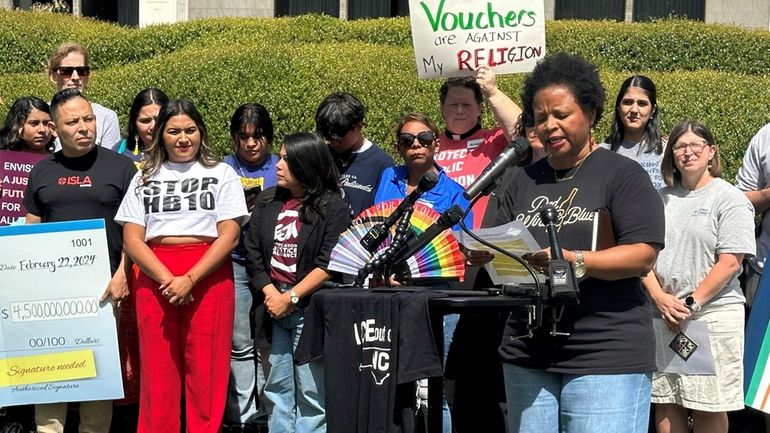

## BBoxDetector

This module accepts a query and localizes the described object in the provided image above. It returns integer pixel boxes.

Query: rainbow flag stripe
[745,264,770,414]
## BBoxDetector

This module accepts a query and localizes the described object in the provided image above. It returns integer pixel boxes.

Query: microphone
[539,205,579,304]
[360,170,439,252]
[463,136,530,200]
[389,204,465,268]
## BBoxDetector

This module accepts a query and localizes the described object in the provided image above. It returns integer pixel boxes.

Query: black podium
[299,288,533,433]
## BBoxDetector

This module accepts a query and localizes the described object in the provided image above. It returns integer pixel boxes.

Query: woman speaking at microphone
[494,53,665,433]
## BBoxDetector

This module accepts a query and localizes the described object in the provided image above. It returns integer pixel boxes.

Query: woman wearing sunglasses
[373,112,473,230]
[46,42,121,151]
[372,112,475,433]
[642,120,755,433]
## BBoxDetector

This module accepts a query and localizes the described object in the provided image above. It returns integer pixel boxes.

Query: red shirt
[269,198,303,285]
[436,127,507,228]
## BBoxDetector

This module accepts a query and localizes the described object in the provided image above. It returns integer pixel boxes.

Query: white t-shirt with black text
[115,161,249,240]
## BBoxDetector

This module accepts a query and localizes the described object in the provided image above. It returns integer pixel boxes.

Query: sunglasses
[56,66,91,77]
[397,131,435,148]
[319,125,351,141]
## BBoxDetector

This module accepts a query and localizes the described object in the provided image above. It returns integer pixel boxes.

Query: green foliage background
[1,10,770,180]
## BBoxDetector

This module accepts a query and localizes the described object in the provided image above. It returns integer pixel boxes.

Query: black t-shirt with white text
[296,289,443,433]
[24,146,136,273]
[494,148,665,374]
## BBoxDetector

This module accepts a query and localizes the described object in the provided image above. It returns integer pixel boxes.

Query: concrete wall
[139,0,187,27]
[188,0,273,19]
[706,0,770,29]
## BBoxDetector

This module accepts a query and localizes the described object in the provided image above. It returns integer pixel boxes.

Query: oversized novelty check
[0,219,123,406]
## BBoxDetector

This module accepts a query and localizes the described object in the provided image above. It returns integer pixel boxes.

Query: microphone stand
[458,193,544,333]
[382,206,415,287]
[354,205,414,287]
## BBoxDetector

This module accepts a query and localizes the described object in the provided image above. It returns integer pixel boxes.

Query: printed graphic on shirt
[240,176,264,190]
[515,188,595,232]
[271,207,300,275]
[57,175,92,188]
[142,177,219,213]
[353,318,392,385]
[340,173,375,194]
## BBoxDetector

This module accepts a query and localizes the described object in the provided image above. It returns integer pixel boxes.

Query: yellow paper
[0,349,96,387]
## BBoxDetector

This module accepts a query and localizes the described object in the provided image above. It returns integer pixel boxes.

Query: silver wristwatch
[289,289,300,305]
[573,250,587,279]
[685,295,701,312]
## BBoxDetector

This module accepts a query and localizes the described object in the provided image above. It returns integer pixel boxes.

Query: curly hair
[520,52,605,128]
[139,99,217,187]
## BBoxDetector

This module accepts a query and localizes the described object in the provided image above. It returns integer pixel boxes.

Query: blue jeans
[265,309,325,433]
[225,262,263,425]
[503,363,651,433]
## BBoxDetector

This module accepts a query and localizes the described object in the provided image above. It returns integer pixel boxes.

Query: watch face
[574,266,586,279]
[686,296,694,306]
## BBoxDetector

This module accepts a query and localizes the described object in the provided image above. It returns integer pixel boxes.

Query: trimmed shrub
[0,11,768,181]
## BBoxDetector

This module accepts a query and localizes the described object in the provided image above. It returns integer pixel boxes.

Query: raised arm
[475,65,522,141]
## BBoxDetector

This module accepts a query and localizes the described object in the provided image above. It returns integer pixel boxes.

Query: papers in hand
[452,220,543,285]
[654,318,716,375]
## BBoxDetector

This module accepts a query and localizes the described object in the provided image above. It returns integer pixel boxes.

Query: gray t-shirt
[736,122,770,271]
[601,140,664,189]
[656,178,756,306]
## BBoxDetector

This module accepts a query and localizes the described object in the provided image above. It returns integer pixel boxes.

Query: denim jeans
[264,309,325,433]
[225,262,262,425]
[503,363,652,433]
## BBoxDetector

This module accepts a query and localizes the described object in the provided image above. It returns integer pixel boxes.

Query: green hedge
[0,11,769,181]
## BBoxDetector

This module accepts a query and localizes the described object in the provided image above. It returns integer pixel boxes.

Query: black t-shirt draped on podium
[295,288,443,433]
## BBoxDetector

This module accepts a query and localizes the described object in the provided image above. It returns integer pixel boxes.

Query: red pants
[135,243,234,433]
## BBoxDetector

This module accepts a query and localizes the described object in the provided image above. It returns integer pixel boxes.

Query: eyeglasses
[672,141,710,154]
[56,66,90,77]
[397,131,435,148]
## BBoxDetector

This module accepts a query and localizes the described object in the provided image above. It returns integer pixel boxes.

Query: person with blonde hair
[47,42,120,151]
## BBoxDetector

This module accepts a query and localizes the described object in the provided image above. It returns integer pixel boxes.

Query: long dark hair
[140,99,216,186]
[273,132,340,224]
[124,88,169,152]
[230,103,274,148]
[0,96,54,152]
[605,75,663,154]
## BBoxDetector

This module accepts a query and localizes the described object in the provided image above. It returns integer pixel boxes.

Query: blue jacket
[373,165,473,230]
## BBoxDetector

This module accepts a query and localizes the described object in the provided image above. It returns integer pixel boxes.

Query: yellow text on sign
[0,349,96,387]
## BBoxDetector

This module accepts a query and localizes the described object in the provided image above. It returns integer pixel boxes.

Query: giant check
[0,219,124,406]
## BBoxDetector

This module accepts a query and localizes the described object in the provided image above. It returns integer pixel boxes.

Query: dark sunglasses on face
[397,131,435,148]
[320,126,351,141]
[56,66,90,77]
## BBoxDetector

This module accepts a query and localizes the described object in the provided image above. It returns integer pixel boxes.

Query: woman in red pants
[116,99,248,433]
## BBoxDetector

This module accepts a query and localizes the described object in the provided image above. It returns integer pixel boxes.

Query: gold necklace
[552,151,592,183]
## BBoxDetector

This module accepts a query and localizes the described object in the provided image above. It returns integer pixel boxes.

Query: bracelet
[186,273,196,285]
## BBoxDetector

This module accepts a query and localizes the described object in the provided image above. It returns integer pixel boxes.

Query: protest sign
[0,150,47,226]
[409,0,546,79]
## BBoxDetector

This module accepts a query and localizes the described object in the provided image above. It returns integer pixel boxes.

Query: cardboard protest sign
[409,0,546,79]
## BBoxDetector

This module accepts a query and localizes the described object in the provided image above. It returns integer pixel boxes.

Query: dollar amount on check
[0,219,124,406]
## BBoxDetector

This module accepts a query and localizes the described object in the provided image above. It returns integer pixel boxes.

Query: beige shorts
[651,303,745,412]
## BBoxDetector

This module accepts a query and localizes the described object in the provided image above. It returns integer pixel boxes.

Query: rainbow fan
[328,199,465,282]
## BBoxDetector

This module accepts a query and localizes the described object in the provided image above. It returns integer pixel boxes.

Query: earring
[17,127,23,137]
[708,159,713,170]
